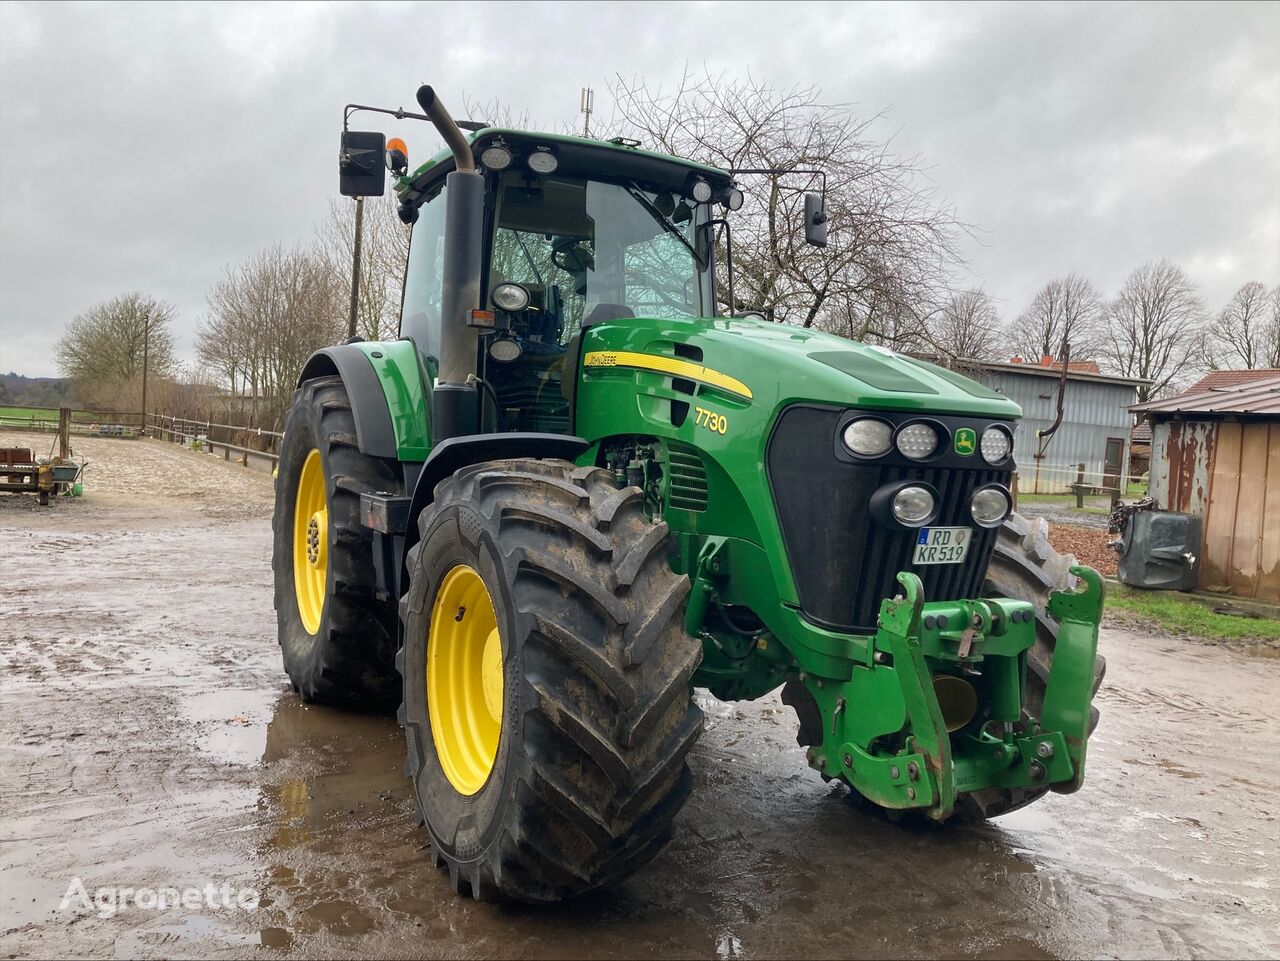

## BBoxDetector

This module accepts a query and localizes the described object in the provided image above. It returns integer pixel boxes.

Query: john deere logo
[955,428,976,455]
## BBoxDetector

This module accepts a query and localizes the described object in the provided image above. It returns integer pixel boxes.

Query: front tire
[398,458,703,903]
[965,512,1107,818]
[272,375,402,710]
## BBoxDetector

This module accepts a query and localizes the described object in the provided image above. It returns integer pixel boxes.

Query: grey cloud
[1,1,1276,377]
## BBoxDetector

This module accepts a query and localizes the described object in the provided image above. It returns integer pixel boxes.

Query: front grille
[767,405,1013,633]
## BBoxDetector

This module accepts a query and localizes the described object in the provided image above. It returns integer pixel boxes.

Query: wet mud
[1,435,1277,959]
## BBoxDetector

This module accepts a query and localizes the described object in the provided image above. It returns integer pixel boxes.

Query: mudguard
[297,341,430,462]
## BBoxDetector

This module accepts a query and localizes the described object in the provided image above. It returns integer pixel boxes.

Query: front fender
[297,341,430,462]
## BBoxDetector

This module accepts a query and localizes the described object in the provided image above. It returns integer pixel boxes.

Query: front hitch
[802,566,1104,819]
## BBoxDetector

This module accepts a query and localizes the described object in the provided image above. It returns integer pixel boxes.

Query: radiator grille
[666,445,709,512]
[767,405,1012,632]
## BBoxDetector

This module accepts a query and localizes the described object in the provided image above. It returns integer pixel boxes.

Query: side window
[400,185,448,373]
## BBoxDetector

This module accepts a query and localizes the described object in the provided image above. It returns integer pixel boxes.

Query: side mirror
[804,192,828,248]
[339,130,387,197]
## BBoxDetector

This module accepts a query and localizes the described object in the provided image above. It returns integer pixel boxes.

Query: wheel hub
[427,565,504,796]
[292,448,327,636]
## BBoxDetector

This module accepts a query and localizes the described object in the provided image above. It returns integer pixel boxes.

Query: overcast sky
[1,0,1277,377]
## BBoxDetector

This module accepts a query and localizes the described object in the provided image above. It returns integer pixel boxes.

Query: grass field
[0,406,59,420]
[1106,583,1280,643]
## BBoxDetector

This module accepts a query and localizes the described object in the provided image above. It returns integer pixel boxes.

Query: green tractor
[272,85,1105,903]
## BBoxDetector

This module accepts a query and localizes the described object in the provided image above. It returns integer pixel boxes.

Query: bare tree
[609,70,967,337]
[1207,281,1280,370]
[927,287,1002,363]
[1101,261,1205,402]
[318,193,410,342]
[196,245,344,428]
[1006,274,1103,361]
[55,292,178,410]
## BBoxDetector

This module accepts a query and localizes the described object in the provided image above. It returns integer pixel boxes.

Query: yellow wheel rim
[292,448,328,635]
[427,565,504,796]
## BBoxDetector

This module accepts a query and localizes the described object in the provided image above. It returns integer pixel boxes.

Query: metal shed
[1132,375,1280,602]
[957,359,1147,494]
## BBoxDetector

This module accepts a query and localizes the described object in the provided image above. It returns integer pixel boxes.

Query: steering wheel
[552,238,594,274]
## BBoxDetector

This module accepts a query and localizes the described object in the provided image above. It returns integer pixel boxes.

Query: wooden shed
[1132,374,1280,602]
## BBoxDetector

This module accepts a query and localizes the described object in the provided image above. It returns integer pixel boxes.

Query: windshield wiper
[625,183,705,269]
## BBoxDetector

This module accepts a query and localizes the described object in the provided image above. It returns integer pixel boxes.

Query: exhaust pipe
[415,85,482,438]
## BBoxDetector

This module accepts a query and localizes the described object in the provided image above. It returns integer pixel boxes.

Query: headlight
[980,426,1012,464]
[690,178,713,203]
[724,187,744,211]
[893,486,936,526]
[492,282,530,312]
[527,149,558,174]
[970,486,1012,527]
[842,418,893,457]
[895,423,939,460]
[479,145,512,170]
[488,338,523,363]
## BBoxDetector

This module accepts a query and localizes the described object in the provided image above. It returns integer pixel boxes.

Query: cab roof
[394,127,732,210]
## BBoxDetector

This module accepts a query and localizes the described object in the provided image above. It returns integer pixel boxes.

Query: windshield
[488,175,712,346]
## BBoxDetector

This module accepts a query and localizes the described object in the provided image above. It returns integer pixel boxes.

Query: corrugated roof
[1183,369,1280,393]
[967,358,1150,386]
[1131,375,1280,417]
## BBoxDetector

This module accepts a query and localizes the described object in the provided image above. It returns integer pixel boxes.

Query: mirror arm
[705,217,734,318]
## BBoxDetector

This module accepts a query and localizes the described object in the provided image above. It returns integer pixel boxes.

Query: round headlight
[492,282,530,312]
[724,187,744,211]
[842,418,893,457]
[981,426,1012,464]
[527,149,558,174]
[479,145,512,170]
[971,486,1012,527]
[488,338,523,363]
[690,178,713,203]
[893,486,936,526]
[896,423,939,460]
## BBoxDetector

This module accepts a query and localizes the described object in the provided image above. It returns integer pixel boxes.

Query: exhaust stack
[416,84,482,439]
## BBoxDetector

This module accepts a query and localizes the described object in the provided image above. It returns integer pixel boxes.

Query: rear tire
[272,375,402,710]
[398,458,703,903]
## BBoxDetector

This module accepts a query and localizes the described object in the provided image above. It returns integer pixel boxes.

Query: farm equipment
[271,85,1105,903]
[1,408,85,505]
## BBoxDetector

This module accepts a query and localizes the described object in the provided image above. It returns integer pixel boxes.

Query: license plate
[912,527,972,565]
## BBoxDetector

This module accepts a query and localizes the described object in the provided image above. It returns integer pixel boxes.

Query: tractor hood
[604,315,1022,420]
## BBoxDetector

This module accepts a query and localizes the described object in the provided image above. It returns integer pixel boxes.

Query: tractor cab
[393,128,734,436]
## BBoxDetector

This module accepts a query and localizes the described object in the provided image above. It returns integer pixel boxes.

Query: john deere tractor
[272,85,1105,903]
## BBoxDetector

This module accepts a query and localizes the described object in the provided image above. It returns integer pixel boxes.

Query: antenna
[580,87,594,138]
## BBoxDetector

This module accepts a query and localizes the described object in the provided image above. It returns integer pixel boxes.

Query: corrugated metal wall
[976,371,1138,492]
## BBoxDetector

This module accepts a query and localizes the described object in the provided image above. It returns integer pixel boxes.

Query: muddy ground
[2,433,1278,960]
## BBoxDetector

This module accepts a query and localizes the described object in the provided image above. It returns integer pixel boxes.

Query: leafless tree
[1005,274,1103,362]
[609,70,967,337]
[318,193,410,342]
[1207,281,1280,370]
[196,245,344,428]
[926,287,1003,363]
[1100,261,1205,402]
[54,292,178,410]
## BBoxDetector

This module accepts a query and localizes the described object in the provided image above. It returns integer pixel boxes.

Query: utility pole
[347,195,365,341]
[580,87,594,138]
[141,306,150,437]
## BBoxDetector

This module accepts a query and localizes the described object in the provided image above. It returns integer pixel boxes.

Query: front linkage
[799,567,1104,820]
